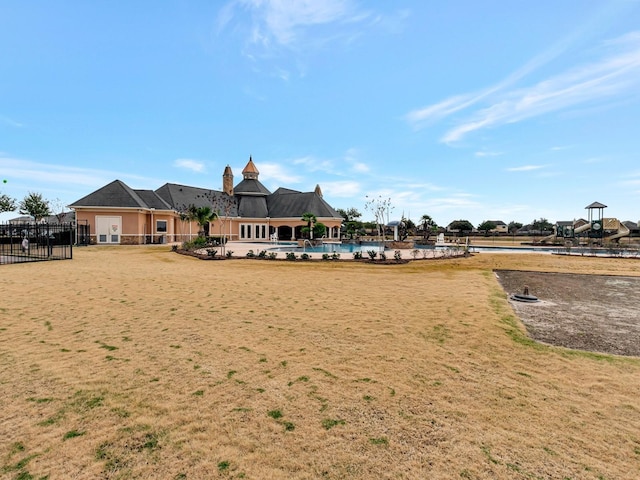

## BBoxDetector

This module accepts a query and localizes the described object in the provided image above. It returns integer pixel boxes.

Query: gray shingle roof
[237,196,268,217]
[267,190,340,218]
[234,178,271,196]
[72,179,340,220]
[70,180,149,208]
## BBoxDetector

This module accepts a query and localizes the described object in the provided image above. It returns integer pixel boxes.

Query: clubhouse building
[69,157,343,245]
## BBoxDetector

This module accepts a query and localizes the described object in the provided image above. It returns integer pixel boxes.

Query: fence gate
[0,222,75,265]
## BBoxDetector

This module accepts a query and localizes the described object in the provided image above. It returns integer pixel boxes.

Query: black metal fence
[0,222,75,265]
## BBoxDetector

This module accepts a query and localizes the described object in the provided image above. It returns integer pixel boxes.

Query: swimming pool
[268,242,387,254]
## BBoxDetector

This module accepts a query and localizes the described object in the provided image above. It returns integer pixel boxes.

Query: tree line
[0,191,60,222]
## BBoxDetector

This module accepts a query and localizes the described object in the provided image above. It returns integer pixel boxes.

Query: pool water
[268,242,386,254]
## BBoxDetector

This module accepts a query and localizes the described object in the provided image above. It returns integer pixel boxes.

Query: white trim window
[240,223,268,240]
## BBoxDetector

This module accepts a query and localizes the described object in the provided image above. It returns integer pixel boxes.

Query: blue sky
[2,0,640,226]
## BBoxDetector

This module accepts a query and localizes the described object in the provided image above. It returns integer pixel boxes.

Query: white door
[96,216,122,244]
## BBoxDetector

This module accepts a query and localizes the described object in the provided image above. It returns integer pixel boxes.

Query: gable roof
[70,180,151,208]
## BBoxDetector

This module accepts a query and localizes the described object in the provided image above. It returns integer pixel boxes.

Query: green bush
[286,252,297,261]
[353,251,362,260]
[367,250,377,260]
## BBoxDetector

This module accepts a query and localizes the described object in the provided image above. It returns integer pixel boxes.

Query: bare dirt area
[496,270,640,357]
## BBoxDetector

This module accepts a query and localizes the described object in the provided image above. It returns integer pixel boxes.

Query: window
[156,220,167,233]
[240,223,267,240]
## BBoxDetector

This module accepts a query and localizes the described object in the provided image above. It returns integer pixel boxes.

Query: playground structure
[541,201,631,244]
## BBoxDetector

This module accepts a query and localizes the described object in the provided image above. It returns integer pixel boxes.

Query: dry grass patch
[0,247,639,479]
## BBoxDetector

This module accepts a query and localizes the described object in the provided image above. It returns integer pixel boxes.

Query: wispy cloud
[292,155,335,174]
[475,150,503,158]
[219,0,370,51]
[322,180,360,197]
[174,158,206,173]
[259,162,302,184]
[506,165,546,172]
[0,156,168,201]
[0,115,24,128]
[407,30,640,144]
[343,148,369,173]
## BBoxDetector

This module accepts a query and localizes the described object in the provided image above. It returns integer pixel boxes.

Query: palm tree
[190,205,218,237]
[301,212,317,240]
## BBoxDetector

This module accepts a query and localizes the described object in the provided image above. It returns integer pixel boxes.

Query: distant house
[623,221,640,236]
[69,157,343,245]
[487,220,507,233]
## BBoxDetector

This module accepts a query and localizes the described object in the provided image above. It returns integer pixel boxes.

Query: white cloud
[220,0,368,49]
[475,150,503,157]
[321,180,360,197]
[174,158,206,173]
[292,155,336,174]
[259,162,302,184]
[506,165,546,172]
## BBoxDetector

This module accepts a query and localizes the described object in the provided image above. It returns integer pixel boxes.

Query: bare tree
[365,195,393,241]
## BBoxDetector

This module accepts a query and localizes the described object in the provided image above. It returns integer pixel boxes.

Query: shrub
[267,252,278,260]
[246,249,256,258]
[181,236,209,251]
[394,250,402,261]
[226,250,234,258]
[300,253,311,260]
[322,253,330,260]
[206,248,218,258]
[258,250,267,258]
[367,250,377,260]
[380,251,387,261]
[331,252,340,260]
[353,251,362,260]
[411,249,420,259]
[286,252,297,261]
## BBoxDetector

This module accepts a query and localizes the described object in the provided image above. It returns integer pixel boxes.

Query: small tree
[189,205,217,237]
[19,192,51,222]
[365,195,393,241]
[419,214,438,241]
[337,207,363,239]
[508,221,523,234]
[531,218,553,233]
[313,222,326,239]
[211,193,236,255]
[477,220,497,236]
[49,198,69,223]
[301,212,317,239]
[336,207,361,222]
[448,220,473,237]
[1,191,16,213]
